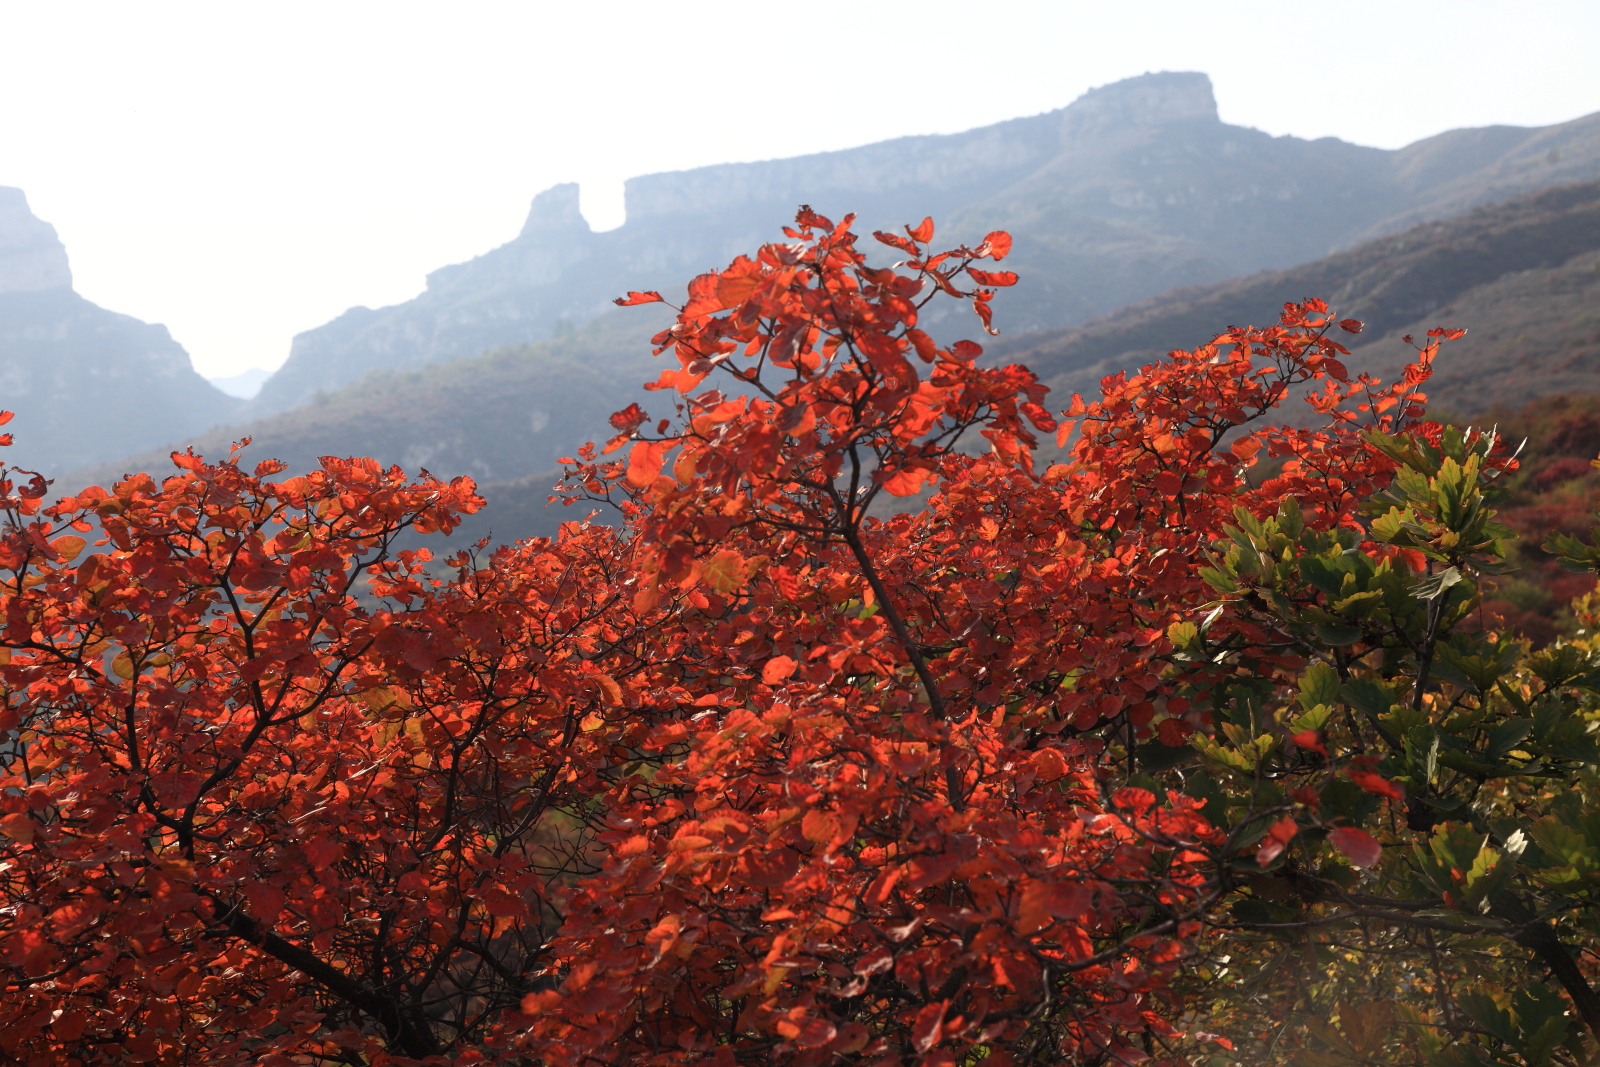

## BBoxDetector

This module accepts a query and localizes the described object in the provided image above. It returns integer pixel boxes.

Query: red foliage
[0,209,1460,1065]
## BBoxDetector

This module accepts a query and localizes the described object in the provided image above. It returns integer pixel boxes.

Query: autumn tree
[4,204,1600,1067]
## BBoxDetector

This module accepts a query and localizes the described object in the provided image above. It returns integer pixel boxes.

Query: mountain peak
[1061,71,1218,137]
[520,183,590,237]
[0,186,72,294]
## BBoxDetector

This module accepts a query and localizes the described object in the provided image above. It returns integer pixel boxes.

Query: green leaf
[1298,662,1341,710]
[1413,566,1463,601]
[1342,678,1396,721]
[1405,725,1440,785]
[1486,719,1532,761]
[1316,624,1365,647]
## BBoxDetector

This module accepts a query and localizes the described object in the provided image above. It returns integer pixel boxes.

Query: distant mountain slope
[70,180,1600,550]
[249,71,1600,416]
[66,309,670,546]
[0,187,239,475]
[994,179,1600,416]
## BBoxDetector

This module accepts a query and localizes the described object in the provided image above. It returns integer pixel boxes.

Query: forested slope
[994,178,1600,415]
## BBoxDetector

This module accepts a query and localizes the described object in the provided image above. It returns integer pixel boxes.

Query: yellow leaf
[359,686,413,713]
[702,549,749,594]
[51,536,86,563]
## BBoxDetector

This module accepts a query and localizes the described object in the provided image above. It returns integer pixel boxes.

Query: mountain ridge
[247,71,1600,417]
[69,177,1600,551]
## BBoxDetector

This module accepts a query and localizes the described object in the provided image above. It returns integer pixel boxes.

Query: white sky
[1,0,1597,379]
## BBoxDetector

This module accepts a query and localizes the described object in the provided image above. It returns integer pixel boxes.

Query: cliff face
[0,187,239,476]
[250,71,1600,417]
[0,187,73,295]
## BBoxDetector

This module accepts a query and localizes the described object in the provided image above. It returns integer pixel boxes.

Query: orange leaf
[762,655,798,684]
[626,441,669,489]
[595,674,623,707]
[50,535,86,563]
[981,230,1012,260]
[881,466,932,497]
[0,812,34,844]
[715,272,763,309]
[801,809,839,845]
[873,230,919,255]
[906,216,934,244]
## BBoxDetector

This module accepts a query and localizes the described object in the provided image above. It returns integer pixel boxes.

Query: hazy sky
[1,0,1597,378]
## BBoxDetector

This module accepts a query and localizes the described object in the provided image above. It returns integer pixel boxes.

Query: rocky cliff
[249,71,1600,415]
[0,187,239,475]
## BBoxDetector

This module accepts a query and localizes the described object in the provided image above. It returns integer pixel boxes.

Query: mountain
[248,71,1600,416]
[991,178,1600,417]
[0,186,240,475]
[70,178,1600,551]
[67,309,670,548]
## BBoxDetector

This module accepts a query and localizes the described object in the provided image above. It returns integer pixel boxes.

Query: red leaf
[906,216,935,244]
[1338,318,1364,334]
[1255,816,1298,866]
[874,231,919,255]
[609,403,649,432]
[1021,402,1057,432]
[1427,327,1468,340]
[967,268,1018,287]
[912,1000,948,1053]
[981,230,1013,260]
[852,947,894,977]
[972,291,997,335]
[1156,718,1193,746]
[1327,827,1383,868]
[1348,766,1405,802]
[1290,729,1327,755]
[0,410,12,426]
[614,290,664,306]
[906,852,962,890]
